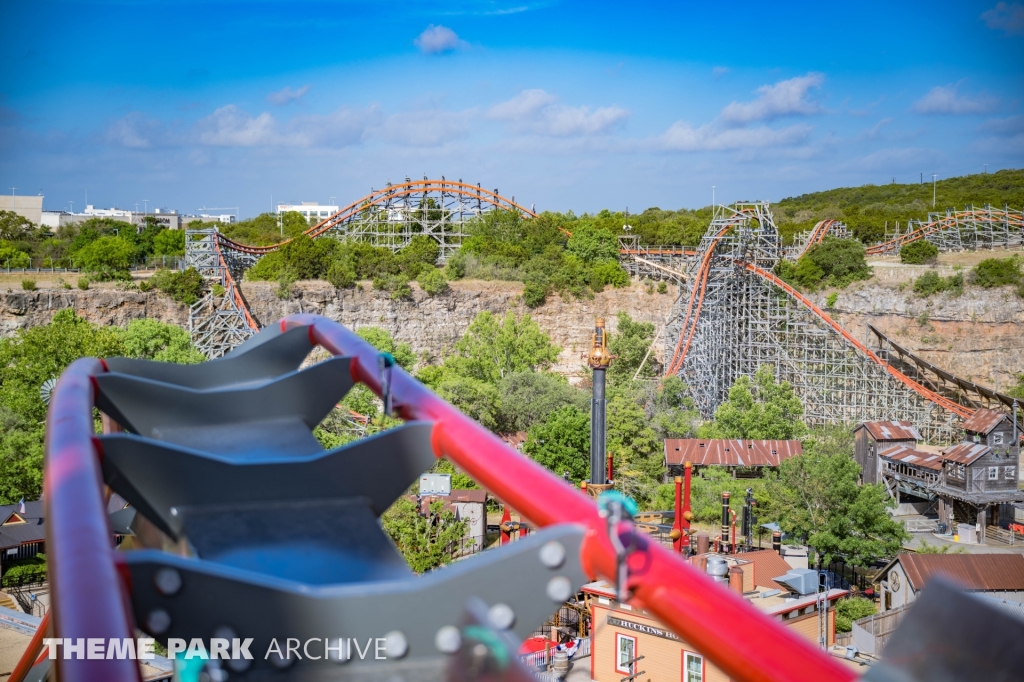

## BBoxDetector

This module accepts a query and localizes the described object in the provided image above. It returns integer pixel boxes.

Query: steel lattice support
[867,205,1023,255]
[663,203,963,443]
[185,229,257,358]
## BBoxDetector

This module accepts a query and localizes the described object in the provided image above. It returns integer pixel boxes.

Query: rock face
[0,286,187,337]
[241,280,676,378]
[2,278,1020,390]
[808,283,1024,390]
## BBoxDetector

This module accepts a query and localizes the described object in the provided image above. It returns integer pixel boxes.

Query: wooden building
[0,500,45,572]
[853,421,922,485]
[584,550,847,681]
[931,409,1023,541]
[875,553,1024,613]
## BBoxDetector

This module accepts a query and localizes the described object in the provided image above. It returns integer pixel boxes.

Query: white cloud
[981,2,1024,35]
[487,89,628,136]
[720,73,824,124]
[979,114,1024,135]
[195,105,279,146]
[380,109,475,147]
[267,85,310,106]
[287,106,379,147]
[860,117,893,140]
[712,66,730,80]
[658,122,812,152]
[414,25,466,54]
[105,113,163,149]
[847,147,944,172]
[912,84,999,115]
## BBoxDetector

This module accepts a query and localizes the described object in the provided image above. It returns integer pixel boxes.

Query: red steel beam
[283,314,855,682]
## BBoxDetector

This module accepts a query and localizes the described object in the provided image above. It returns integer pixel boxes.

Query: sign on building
[419,473,451,496]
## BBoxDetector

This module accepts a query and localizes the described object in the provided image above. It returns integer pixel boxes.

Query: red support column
[500,506,511,545]
[682,461,693,535]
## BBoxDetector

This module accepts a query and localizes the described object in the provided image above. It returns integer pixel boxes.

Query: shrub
[445,252,466,280]
[373,273,412,300]
[657,281,668,294]
[276,271,297,299]
[77,277,90,290]
[1,555,47,587]
[588,260,630,292]
[825,292,838,307]
[326,259,356,289]
[21,279,36,291]
[793,257,825,288]
[150,267,204,305]
[522,279,548,308]
[914,271,965,298]
[835,597,876,633]
[900,240,939,265]
[417,266,448,296]
[971,255,1021,288]
[0,243,31,268]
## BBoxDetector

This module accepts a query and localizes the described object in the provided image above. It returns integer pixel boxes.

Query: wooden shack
[853,421,922,485]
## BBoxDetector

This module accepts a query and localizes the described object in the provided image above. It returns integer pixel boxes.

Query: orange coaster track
[865,206,1023,255]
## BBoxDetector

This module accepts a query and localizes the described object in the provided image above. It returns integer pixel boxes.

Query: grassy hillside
[773,169,1024,245]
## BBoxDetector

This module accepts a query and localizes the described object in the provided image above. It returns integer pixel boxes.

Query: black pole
[590,367,607,485]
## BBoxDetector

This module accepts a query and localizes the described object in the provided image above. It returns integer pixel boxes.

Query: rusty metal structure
[656,202,972,443]
[185,178,536,358]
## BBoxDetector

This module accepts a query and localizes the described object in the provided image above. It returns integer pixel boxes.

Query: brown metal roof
[961,408,1008,435]
[896,553,1024,592]
[941,442,991,465]
[664,439,802,467]
[732,549,795,590]
[878,444,943,471]
[857,420,921,442]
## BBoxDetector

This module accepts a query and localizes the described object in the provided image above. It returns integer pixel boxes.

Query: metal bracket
[127,525,588,677]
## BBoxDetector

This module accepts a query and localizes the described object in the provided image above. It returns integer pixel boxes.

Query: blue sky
[1,0,1022,217]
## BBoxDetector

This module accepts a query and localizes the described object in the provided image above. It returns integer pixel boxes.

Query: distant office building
[0,195,44,225]
[200,214,236,224]
[277,202,339,223]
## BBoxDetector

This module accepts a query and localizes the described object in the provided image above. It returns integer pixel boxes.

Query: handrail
[34,357,142,682]
[281,314,856,682]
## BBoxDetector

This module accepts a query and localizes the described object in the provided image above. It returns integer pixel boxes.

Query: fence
[2,255,186,274]
[519,636,591,672]
[851,603,909,656]
[903,518,939,533]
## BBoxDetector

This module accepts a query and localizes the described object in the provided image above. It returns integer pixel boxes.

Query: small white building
[875,553,1024,613]
[277,202,339,223]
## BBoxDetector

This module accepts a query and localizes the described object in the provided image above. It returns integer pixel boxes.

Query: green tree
[0,210,36,242]
[435,374,502,431]
[121,319,205,364]
[382,498,467,574]
[496,371,588,434]
[760,427,909,566]
[608,312,656,383]
[899,240,939,265]
[607,391,663,504]
[417,266,449,295]
[650,375,700,439]
[524,404,590,483]
[153,229,186,256]
[449,312,560,384]
[149,268,205,305]
[0,242,31,268]
[566,221,619,262]
[73,235,136,279]
[700,365,806,439]
[356,327,416,369]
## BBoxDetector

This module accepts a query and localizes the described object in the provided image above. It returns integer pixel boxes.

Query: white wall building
[0,195,44,224]
[277,202,339,223]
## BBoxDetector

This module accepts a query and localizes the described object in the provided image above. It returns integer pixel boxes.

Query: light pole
[69,200,74,214]
[143,199,149,215]
[931,175,937,208]
[712,185,716,208]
